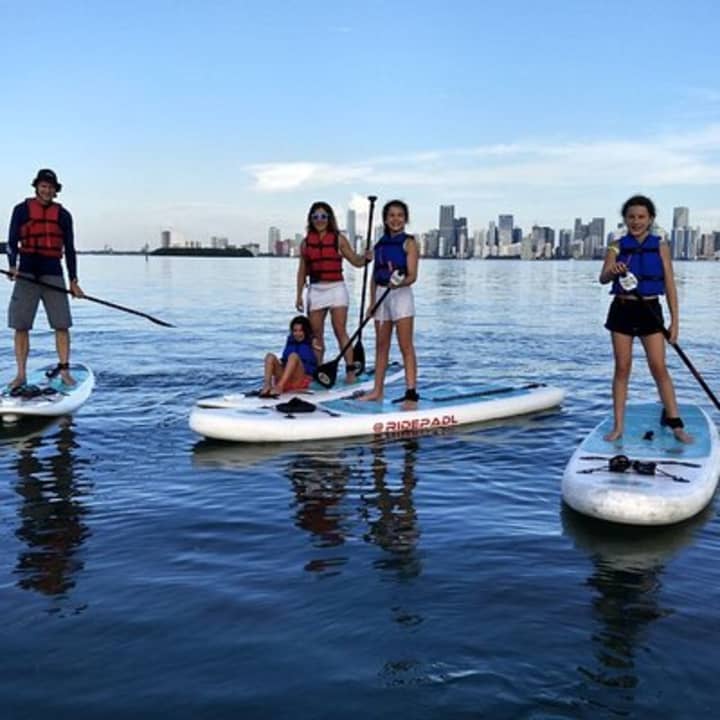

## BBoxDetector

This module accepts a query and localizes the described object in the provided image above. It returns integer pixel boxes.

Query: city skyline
[2,1,720,251]
[261,202,720,261]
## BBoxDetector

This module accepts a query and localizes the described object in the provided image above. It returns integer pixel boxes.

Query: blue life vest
[373,232,409,286]
[611,234,665,296]
[281,336,317,376]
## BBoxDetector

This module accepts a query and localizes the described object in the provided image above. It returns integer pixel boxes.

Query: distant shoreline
[76,247,256,258]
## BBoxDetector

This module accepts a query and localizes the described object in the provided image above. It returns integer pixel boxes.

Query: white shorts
[307,281,349,312]
[373,286,415,323]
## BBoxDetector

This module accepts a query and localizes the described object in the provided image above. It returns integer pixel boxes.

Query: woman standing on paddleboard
[599,194,691,443]
[360,199,419,407]
[295,202,370,384]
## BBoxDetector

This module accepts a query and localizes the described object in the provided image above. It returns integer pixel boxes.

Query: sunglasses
[311,212,329,221]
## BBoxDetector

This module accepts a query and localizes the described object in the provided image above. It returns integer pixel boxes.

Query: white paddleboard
[563,403,720,526]
[0,362,95,423]
[189,381,565,443]
[195,365,405,410]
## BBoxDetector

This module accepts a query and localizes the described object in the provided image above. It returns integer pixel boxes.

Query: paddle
[1,269,175,327]
[352,195,377,375]
[428,382,545,403]
[315,285,392,388]
[620,272,720,411]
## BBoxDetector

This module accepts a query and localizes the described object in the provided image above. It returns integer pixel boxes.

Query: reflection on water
[7,418,92,603]
[287,450,351,574]
[361,438,421,579]
[192,436,423,579]
[562,505,712,715]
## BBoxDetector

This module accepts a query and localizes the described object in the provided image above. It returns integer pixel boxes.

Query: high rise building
[425,229,440,258]
[454,217,468,258]
[161,230,171,249]
[588,217,606,258]
[498,214,514,246]
[558,229,573,258]
[673,207,689,229]
[268,226,281,255]
[487,221,497,256]
[439,205,456,257]
[347,209,357,251]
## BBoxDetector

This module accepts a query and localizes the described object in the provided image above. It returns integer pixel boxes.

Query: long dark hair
[306,201,340,236]
[382,199,409,236]
[289,315,313,341]
[621,195,656,219]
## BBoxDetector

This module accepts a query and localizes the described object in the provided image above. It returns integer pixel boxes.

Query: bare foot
[8,375,26,391]
[60,370,76,386]
[358,391,382,402]
[673,428,694,444]
[344,370,357,384]
[401,399,418,411]
[604,428,623,442]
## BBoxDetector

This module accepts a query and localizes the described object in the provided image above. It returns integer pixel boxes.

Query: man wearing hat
[5,169,84,390]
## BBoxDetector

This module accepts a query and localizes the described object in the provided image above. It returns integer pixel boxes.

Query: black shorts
[604,296,664,337]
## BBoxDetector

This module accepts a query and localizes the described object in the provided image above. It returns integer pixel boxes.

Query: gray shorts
[8,275,73,330]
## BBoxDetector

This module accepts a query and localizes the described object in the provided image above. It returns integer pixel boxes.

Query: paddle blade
[352,341,365,376]
[314,361,338,389]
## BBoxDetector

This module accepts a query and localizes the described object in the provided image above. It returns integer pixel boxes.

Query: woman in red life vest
[599,194,691,443]
[5,169,84,390]
[295,202,370,383]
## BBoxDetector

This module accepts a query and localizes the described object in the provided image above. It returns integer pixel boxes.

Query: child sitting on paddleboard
[259,315,318,398]
[599,194,692,443]
[359,199,419,407]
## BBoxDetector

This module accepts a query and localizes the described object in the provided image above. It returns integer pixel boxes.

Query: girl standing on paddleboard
[360,199,419,407]
[295,202,370,384]
[599,194,691,443]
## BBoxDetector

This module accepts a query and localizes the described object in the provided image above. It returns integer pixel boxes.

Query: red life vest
[19,198,64,259]
[302,231,343,283]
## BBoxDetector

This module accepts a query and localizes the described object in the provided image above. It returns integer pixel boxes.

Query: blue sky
[2,0,720,250]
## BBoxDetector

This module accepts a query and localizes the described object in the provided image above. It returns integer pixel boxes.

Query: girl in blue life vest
[359,199,419,406]
[259,315,317,398]
[599,194,691,443]
[295,201,371,384]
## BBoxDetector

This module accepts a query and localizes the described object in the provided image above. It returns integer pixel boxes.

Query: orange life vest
[302,231,343,283]
[19,198,64,259]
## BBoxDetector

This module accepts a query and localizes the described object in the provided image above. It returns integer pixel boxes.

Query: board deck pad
[1,363,95,420]
[562,402,720,526]
[582,404,711,459]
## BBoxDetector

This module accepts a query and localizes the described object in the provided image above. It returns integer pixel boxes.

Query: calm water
[1,256,719,719]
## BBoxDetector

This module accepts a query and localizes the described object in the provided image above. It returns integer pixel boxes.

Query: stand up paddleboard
[189,381,565,443]
[563,403,720,526]
[195,365,405,410]
[0,363,95,423]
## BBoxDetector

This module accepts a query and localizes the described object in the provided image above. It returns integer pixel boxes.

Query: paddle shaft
[315,285,393,386]
[356,195,378,332]
[1,269,175,327]
[337,285,393,363]
[430,382,543,403]
[633,291,720,411]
